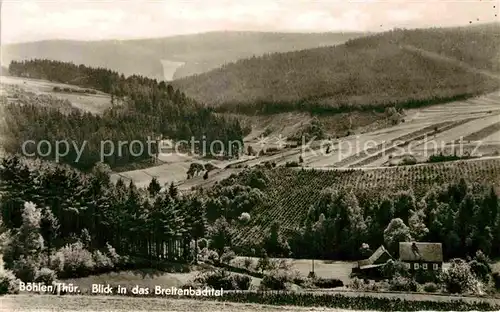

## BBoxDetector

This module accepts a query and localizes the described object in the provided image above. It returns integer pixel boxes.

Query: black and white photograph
[0,0,500,311]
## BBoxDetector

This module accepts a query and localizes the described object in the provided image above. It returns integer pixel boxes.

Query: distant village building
[159,139,174,152]
[399,242,443,272]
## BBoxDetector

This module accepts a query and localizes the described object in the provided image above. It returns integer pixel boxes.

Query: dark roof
[358,245,392,267]
[399,242,443,262]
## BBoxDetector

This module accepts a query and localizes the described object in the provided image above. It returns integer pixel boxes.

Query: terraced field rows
[328,119,467,168]
[421,115,500,146]
[483,131,500,143]
[349,117,479,167]
[411,93,500,121]
[304,130,414,168]
[462,122,500,141]
[232,158,500,246]
[113,92,500,189]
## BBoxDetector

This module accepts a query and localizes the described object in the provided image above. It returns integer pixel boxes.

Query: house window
[433,263,439,270]
[422,263,428,269]
[405,263,410,269]
[414,263,419,269]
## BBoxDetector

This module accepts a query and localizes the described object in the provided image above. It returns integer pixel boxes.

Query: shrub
[313,278,344,289]
[34,267,56,286]
[469,251,492,282]
[238,212,251,223]
[12,256,39,282]
[243,257,253,270]
[291,273,307,287]
[220,247,236,265]
[203,270,235,289]
[267,259,280,271]
[401,156,417,165]
[197,238,209,250]
[0,265,19,294]
[93,250,113,272]
[285,161,299,167]
[277,259,292,271]
[369,281,382,291]
[206,250,219,264]
[260,270,291,290]
[299,278,316,288]
[59,241,95,278]
[256,254,271,273]
[198,247,209,261]
[49,251,65,273]
[349,277,363,290]
[232,274,251,290]
[195,269,250,290]
[469,260,491,282]
[382,260,410,279]
[389,274,418,292]
[414,267,440,284]
[105,243,121,266]
[442,258,477,294]
[423,282,440,293]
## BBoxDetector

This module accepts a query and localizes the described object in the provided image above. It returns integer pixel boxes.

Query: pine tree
[168,182,178,198]
[184,197,207,263]
[40,207,59,266]
[148,177,162,197]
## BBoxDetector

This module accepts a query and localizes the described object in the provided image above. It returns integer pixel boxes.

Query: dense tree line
[0,156,201,260]
[5,60,247,170]
[172,25,500,115]
[0,155,267,282]
[1,153,499,282]
[199,165,500,261]
[346,24,500,73]
[287,180,500,261]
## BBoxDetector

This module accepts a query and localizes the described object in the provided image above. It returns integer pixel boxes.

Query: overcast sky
[1,0,499,44]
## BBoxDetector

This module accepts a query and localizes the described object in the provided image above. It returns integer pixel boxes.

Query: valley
[2,22,500,311]
[111,90,500,190]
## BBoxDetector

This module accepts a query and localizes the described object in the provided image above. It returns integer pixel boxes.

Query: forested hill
[171,24,500,115]
[1,31,366,80]
[2,59,246,171]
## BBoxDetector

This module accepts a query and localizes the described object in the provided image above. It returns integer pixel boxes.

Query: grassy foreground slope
[1,32,365,81]
[172,24,500,113]
[229,158,500,246]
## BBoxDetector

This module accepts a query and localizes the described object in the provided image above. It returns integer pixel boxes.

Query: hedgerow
[179,291,500,311]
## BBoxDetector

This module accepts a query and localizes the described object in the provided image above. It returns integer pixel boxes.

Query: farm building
[399,242,443,272]
[352,245,393,278]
